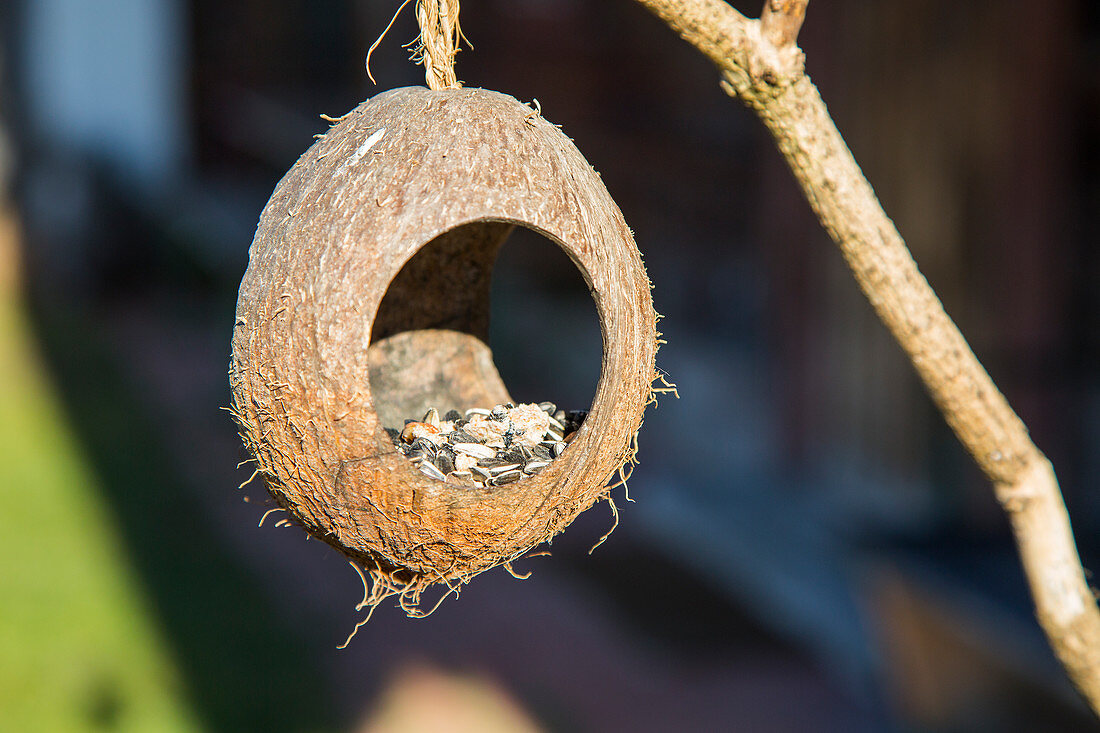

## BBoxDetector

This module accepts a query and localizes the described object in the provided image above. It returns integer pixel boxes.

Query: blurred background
[1,0,1099,730]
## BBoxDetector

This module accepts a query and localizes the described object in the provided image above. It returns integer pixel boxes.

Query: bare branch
[760,0,808,49]
[633,0,803,87]
[633,0,1100,716]
[631,0,750,65]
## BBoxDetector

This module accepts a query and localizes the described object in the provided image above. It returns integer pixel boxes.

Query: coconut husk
[229,87,657,615]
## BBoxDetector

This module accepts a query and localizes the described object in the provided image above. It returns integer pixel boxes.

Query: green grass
[22,293,339,733]
[0,296,200,732]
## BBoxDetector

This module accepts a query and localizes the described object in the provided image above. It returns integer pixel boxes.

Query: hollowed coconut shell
[229,86,656,596]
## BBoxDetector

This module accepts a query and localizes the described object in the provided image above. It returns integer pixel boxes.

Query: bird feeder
[229,87,657,603]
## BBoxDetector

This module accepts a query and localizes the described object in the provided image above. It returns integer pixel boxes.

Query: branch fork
[760,0,808,49]
[634,0,1100,716]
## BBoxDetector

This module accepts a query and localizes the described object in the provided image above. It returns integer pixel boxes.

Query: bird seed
[386,402,586,488]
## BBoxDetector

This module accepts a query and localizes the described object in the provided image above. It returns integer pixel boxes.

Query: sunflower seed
[387,402,585,486]
[411,438,437,456]
[449,429,477,444]
[491,470,522,485]
[418,461,446,481]
[422,407,440,428]
[501,446,530,463]
[453,442,495,459]
[435,450,455,475]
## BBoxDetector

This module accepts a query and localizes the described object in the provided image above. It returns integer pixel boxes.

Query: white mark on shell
[346,128,386,167]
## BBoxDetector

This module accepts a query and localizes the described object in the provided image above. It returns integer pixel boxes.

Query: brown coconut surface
[229,86,657,613]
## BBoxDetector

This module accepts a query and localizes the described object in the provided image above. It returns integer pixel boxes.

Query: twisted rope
[414,0,463,90]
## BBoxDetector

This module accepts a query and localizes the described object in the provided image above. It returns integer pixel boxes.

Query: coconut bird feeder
[229,84,659,612]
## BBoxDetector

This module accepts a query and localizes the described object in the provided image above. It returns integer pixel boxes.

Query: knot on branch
[719,19,805,109]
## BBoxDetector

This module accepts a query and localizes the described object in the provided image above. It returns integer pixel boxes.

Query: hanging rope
[414,0,464,90]
[365,0,465,89]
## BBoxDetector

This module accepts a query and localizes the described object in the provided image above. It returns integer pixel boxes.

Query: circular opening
[367,221,601,488]
[488,226,602,410]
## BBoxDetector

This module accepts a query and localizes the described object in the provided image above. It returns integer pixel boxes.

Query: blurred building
[2,0,1098,730]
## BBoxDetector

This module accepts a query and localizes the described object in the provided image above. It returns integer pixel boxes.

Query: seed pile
[386,402,587,487]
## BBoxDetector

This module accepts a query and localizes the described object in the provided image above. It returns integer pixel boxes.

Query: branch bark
[760,0,808,49]
[633,0,1100,714]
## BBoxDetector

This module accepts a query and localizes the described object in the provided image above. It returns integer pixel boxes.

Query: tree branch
[633,0,1100,715]
[760,0,808,49]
